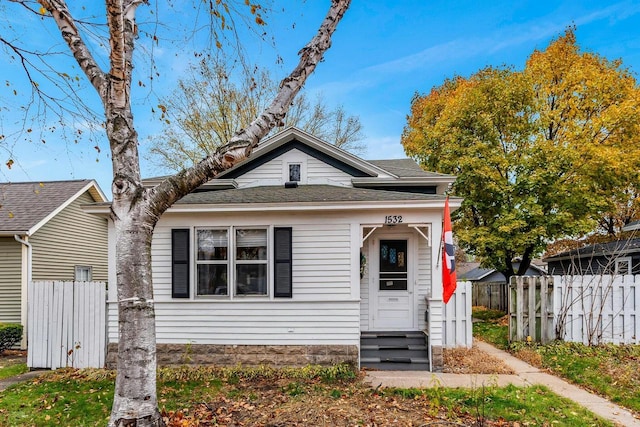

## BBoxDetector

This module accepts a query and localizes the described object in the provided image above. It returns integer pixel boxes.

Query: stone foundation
[431,345,443,372]
[106,343,359,369]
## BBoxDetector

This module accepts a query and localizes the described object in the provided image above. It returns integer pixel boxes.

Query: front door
[372,238,414,330]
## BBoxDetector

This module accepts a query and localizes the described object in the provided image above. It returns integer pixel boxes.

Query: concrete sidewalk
[0,370,48,392]
[364,341,640,427]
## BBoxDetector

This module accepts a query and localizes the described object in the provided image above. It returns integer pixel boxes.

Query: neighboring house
[0,180,108,347]
[459,261,546,311]
[544,238,640,276]
[91,127,460,371]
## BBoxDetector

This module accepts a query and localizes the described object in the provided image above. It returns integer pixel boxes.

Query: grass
[386,384,614,427]
[0,365,614,426]
[473,313,640,416]
[0,359,28,380]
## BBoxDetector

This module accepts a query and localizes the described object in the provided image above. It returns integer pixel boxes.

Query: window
[615,257,632,275]
[235,229,268,295]
[196,229,229,296]
[379,240,407,291]
[75,265,92,281]
[288,163,301,182]
[173,227,292,299]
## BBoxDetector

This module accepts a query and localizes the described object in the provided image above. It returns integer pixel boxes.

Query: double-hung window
[196,229,229,296]
[235,228,268,295]
[173,226,292,299]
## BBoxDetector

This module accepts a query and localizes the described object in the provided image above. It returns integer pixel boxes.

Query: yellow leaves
[39,6,47,15]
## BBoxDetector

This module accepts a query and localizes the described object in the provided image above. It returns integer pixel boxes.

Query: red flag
[442,197,457,303]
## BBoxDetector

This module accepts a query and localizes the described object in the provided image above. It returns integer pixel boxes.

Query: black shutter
[274,227,292,298]
[172,229,190,298]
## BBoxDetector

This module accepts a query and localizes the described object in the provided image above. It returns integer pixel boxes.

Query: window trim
[195,227,230,297]
[234,227,269,297]
[74,265,92,282]
[615,256,632,275]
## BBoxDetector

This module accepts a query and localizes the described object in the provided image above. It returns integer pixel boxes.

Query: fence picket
[27,281,107,369]
[539,275,640,345]
[443,281,472,348]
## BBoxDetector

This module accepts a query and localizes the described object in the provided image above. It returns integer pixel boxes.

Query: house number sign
[384,215,403,224]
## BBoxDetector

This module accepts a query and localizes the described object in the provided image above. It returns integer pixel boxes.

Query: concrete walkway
[0,370,48,392]
[364,341,640,427]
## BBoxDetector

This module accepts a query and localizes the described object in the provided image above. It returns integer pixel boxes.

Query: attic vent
[284,181,298,189]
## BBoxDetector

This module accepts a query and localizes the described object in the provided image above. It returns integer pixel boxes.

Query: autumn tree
[3,1,351,425]
[402,29,640,282]
[147,56,364,171]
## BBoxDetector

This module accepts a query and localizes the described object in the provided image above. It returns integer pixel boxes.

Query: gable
[221,139,374,182]
[0,180,106,235]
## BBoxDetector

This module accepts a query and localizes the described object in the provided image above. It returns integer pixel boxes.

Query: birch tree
[3,1,351,425]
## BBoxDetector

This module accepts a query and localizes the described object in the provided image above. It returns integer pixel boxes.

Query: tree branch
[147,0,351,215]
[36,0,108,99]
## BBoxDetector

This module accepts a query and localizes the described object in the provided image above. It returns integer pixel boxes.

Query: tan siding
[0,237,22,323]
[30,192,108,282]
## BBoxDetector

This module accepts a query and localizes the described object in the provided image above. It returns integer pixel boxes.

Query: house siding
[0,237,22,323]
[30,192,108,282]
[416,232,431,330]
[108,211,360,346]
[233,149,353,188]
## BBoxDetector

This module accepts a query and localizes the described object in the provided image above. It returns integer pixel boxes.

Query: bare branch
[147,0,351,214]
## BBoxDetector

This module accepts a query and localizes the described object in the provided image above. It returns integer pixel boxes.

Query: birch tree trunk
[35,0,351,425]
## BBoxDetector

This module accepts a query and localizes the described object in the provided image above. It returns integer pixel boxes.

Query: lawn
[0,351,28,380]
[473,312,640,416]
[0,365,613,426]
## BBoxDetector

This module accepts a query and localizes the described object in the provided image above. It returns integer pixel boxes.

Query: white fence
[27,281,107,369]
[553,275,640,345]
[443,281,473,348]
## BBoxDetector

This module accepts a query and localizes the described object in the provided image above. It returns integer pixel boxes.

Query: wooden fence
[27,281,107,369]
[472,281,508,312]
[553,275,640,345]
[443,281,473,348]
[509,275,640,345]
[509,276,555,343]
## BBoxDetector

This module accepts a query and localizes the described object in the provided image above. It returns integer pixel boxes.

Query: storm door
[372,238,414,330]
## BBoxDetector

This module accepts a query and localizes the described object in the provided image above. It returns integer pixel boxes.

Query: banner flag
[442,197,457,303]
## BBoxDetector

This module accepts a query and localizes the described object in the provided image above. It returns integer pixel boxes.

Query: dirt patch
[161,376,500,427]
[0,350,27,368]
[444,345,514,374]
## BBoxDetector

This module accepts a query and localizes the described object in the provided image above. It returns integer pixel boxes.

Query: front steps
[360,331,429,371]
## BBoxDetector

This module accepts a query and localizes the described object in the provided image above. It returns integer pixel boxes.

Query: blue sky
[2,0,640,195]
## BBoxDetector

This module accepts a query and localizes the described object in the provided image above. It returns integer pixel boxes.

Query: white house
[98,127,459,371]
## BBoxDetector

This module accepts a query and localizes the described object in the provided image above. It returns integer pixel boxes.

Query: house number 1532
[384,215,403,224]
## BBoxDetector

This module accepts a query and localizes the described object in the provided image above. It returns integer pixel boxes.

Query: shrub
[0,323,23,353]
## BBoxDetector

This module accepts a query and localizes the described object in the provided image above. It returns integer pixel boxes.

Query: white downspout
[14,234,32,349]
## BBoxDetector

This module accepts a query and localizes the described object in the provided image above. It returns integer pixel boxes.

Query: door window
[379,240,407,291]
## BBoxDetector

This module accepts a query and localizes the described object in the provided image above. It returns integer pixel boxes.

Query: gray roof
[0,180,95,234]
[177,184,446,205]
[459,266,496,281]
[544,238,640,261]
[368,159,445,178]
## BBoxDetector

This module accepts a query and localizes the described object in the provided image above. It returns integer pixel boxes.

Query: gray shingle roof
[0,180,94,234]
[367,159,447,178]
[543,238,640,261]
[177,184,446,205]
